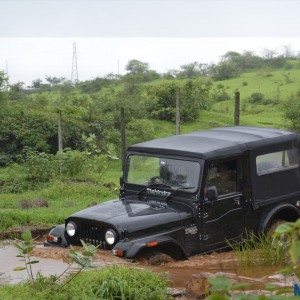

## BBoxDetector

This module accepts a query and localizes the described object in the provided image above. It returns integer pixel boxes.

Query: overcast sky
[0,0,299,84]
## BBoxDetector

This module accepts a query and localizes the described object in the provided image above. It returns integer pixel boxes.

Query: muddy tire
[145,251,174,265]
[267,219,285,236]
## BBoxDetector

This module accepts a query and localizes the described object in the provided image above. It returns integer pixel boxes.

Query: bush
[146,79,212,122]
[24,151,57,183]
[56,149,88,177]
[126,119,155,146]
[242,81,248,86]
[284,95,300,130]
[249,92,265,104]
[231,232,289,267]
[0,266,168,300]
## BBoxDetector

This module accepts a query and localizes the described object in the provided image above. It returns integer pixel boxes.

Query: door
[201,158,245,246]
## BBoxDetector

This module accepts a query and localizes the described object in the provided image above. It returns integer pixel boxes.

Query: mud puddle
[148,252,278,288]
[0,243,69,284]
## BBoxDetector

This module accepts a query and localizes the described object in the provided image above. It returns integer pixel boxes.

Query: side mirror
[206,185,218,201]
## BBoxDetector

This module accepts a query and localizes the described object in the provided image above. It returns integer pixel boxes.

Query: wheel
[267,219,285,236]
[144,251,174,265]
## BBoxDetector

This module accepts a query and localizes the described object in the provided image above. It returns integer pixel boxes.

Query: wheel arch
[136,240,187,260]
[259,203,300,232]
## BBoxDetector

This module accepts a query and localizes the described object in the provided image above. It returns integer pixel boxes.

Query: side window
[256,149,299,176]
[206,160,238,196]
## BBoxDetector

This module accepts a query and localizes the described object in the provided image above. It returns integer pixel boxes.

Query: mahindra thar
[46,126,300,259]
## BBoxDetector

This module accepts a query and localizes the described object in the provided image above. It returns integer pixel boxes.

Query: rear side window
[256,149,299,176]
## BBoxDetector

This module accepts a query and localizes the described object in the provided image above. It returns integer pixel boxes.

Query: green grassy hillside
[0,63,300,232]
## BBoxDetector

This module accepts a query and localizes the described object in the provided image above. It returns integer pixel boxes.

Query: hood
[69,198,192,233]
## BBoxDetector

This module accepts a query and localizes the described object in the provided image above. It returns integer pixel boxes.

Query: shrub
[230,232,289,267]
[126,119,155,146]
[284,96,300,130]
[0,266,168,300]
[249,92,265,104]
[284,62,293,70]
[57,149,88,177]
[146,79,212,122]
[24,151,57,183]
[242,81,248,86]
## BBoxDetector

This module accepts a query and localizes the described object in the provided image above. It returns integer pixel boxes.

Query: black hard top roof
[128,126,298,159]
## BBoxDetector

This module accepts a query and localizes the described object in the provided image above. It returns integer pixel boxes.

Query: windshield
[126,154,201,192]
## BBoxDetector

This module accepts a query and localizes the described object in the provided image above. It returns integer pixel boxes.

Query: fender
[259,203,300,232]
[113,234,187,259]
[44,224,70,248]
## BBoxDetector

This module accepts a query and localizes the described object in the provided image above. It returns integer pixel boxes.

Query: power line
[71,43,78,84]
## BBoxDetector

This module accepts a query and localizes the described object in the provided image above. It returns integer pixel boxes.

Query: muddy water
[0,242,279,288]
[148,252,278,288]
[0,243,69,285]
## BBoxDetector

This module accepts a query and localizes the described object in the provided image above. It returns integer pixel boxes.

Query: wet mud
[0,242,280,289]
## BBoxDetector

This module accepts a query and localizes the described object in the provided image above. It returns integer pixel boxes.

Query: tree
[45,76,66,86]
[125,59,159,82]
[30,79,43,89]
[125,59,149,74]
[210,61,240,80]
[9,82,26,100]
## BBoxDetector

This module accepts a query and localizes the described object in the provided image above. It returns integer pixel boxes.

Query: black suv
[46,126,300,259]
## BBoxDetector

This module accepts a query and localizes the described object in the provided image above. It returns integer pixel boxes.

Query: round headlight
[105,229,116,245]
[66,222,76,237]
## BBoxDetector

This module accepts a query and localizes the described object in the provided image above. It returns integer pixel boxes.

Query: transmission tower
[71,43,78,84]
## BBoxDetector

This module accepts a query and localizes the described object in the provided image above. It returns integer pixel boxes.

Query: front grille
[77,220,108,249]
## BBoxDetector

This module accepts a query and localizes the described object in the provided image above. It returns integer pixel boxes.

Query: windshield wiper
[163,186,196,203]
[137,183,172,200]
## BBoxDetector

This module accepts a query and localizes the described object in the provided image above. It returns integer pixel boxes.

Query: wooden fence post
[57,110,63,152]
[120,107,126,170]
[234,91,240,126]
[175,88,181,135]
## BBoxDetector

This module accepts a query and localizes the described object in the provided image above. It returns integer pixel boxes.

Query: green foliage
[13,231,98,287]
[126,119,155,145]
[146,79,212,122]
[212,84,231,102]
[24,151,57,183]
[249,92,265,104]
[0,266,168,300]
[231,232,289,267]
[284,92,300,130]
[13,230,38,283]
[211,61,240,80]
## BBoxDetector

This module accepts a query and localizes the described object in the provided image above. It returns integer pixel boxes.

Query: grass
[0,160,121,231]
[230,233,289,267]
[0,266,168,300]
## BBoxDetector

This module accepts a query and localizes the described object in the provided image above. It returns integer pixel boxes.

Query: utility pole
[71,43,79,84]
[175,88,181,135]
[234,91,240,126]
[117,59,120,77]
[57,110,63,152]
[120,107,126,170]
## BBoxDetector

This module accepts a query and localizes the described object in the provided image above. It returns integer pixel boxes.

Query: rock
[185,271,268,299]
[167,287,186,297]
[186,272,212,299]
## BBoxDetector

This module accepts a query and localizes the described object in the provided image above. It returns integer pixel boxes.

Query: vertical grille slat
[76,220,109,248]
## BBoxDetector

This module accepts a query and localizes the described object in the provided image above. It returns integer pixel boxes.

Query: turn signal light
[112,249,125,257]
[47,234,58,243]
[146,241,158,247]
